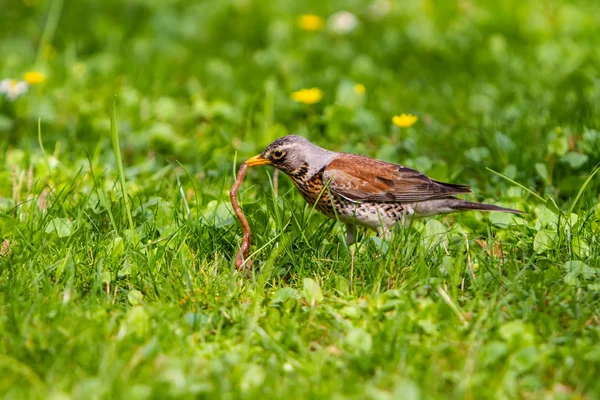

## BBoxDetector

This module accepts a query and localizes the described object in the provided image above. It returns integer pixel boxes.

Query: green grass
[1,0,600,398]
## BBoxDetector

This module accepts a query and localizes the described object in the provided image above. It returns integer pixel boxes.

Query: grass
[1,0,600,398]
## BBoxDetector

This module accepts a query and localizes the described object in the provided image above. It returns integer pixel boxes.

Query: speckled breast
[290,168,336,216]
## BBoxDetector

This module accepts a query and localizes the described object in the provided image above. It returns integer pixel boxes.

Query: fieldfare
[245,135,523,244]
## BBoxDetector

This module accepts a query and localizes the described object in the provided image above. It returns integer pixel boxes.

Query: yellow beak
[245,154,272,167]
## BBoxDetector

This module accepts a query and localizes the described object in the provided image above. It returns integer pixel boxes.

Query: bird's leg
[350,246,355,294]
[344,223,356,292]
[344,223,357,246]
[383,229,391,241]
[376,226,391,242]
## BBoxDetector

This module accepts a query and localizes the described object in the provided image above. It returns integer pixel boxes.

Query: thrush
[245,135,523,245]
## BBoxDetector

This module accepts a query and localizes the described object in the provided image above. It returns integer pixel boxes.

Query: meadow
[1,0,600,398]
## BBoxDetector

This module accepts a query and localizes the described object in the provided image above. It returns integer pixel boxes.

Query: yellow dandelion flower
[392,113,418,128]
[298,14,324,31]
[291,88,323,105]
[23,71,46,84]
[354,83,366,95]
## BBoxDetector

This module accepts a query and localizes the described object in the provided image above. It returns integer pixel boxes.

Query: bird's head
[245,135,335,176]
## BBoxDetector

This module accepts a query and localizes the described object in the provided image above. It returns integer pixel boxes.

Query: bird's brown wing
[322,154,472,203]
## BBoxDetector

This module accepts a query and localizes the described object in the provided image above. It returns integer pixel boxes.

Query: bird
[245,135,523,245]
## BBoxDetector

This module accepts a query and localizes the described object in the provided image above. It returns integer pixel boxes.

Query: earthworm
[229,162,252,270]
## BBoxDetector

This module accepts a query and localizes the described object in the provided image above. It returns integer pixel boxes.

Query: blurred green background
[1,0,600,399]
[3,0,599,197]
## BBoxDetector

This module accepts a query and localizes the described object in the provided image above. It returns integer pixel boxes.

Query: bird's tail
[413,197,524,217]
[449,198,524,214]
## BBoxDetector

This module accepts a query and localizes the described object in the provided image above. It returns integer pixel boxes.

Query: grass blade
[110,96,134,231]
[569,164,600,214]
[486,167,545,203]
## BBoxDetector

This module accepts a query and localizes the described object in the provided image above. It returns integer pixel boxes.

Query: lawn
[1,0,600,398]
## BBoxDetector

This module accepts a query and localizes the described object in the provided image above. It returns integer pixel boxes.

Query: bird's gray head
[245,135,336,176]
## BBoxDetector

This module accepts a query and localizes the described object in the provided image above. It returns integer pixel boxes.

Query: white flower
[368,0,392,19]
[283,362,294,372]
[0,79,29,101]
[327,11,359,34]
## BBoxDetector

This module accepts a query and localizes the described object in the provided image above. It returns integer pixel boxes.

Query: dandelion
[392,113,418,128]
[291,88,323,105]
[23,71,46,84]
[298,14,324,31]
[0,79,29,100]
[354,83,366,95]
[327,11,359,34]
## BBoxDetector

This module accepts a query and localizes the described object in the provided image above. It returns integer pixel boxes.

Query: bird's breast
[288,168,335,216]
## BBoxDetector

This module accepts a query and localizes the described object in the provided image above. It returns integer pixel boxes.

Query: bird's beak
[245,154,272,167]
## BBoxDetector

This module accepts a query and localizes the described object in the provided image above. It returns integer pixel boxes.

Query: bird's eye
[272,150,285,159]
